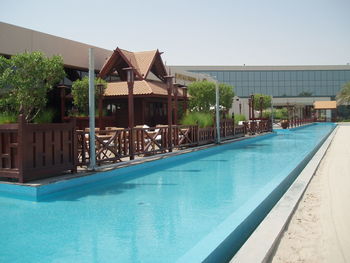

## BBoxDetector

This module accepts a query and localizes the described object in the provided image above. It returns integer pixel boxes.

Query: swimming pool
[0,123,335,263]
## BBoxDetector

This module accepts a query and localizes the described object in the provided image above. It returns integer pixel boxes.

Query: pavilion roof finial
[99,47,168,82]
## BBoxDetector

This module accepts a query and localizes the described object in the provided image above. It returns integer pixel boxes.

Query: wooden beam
[58,85,67,122]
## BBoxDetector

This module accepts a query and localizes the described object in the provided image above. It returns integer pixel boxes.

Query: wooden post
[165,75,174,152]
[88,48,96,170]
[71,117,78,173]
[259,96,263,119]
[58,85,66,122]
[251,94,255,120]
[248,99,252,120]
[97,84,104,129]
[174,84,178,125]
[141,99,146,124]
[233,115,235,136]
[17,114,25,183]
[183,87,188,114]
[124,67,135,160]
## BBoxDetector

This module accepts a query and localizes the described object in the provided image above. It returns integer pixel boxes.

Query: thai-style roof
[99,47,168,82]
[313,101,337,109]
[104,80,184,97]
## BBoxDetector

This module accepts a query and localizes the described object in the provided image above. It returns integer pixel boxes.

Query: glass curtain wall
[190,70,350,97]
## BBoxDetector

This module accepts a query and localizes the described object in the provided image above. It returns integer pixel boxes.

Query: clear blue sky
[1,0,349,66]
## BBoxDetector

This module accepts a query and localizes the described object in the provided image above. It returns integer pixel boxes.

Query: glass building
[171,66,350,98]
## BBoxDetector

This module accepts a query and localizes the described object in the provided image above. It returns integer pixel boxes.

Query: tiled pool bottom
[0,123,335,263]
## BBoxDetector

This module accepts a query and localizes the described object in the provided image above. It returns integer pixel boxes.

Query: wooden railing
[283,118,314,129]
[0,117,273,181]
[76,128,129,166]
[173,126,198,148]
[198,127,215,145]
[0,116,76,183]
[76,120,251,167]
[243,120,272,135]
[0,123,19,180]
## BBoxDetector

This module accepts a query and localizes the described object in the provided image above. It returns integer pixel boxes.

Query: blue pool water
[0,123,335,263]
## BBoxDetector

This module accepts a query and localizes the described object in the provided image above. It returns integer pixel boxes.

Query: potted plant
[281,119,289,129]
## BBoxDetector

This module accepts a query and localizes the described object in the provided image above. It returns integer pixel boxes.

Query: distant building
[171,65,350,98]
[0,22,187,126]
[171,65,350,119]
[2,21,350,121]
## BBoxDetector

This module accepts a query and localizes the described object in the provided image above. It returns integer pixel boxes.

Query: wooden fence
[0,116,76,183]
[0,118,269,182]
[284,118,314,129]
[76,119,247,166]
[242,119,274,135]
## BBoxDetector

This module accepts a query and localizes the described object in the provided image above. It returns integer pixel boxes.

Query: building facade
[2,22,350,121]
[171,66,350,98]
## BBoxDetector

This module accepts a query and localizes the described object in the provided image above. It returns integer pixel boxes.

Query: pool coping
[0,135,247,187]
[0,123,335,261]
[0,132,273,200]
[229,124,338,263]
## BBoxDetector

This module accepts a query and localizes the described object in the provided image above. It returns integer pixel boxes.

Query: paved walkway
[270,124,350,263]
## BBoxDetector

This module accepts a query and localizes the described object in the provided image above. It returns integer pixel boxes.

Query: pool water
[0,124,335,263]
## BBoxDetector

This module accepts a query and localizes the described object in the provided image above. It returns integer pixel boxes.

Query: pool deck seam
[230,125,338,263]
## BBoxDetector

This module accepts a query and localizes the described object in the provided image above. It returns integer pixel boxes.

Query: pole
[271,96,274,131]
[215,80,220,144]
[124,67,135,160]
[97,84,104,129]
[251,94,255,120]
[173,85,178,125]
[165,75,173,152]
[88,48,96,170]
[183,87,188,113]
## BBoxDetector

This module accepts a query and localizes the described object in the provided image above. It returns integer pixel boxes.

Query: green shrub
[68,107,107,117]
[274,108,288,120]
[33,109,55,123]
[263,109,288,119]
[252,94,272,111]
[0,112,17,124]
[71,77,106,115]
[181,112,213,128]
[234,114,246,124]
[68,111,88,117]
[262,111,271,119]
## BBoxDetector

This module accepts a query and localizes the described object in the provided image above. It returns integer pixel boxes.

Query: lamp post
[124,67,135,160]
[88,48,96,170]
[214,78,220,144]
[205,74,221,144]
[250,94,255,120]
[271,96,274,131]
[165,74,174,152]
[97,83,104,129]
[183,87,188,113]
[173,84,178,125]
[238,99,242,115]
[259,96,263,119]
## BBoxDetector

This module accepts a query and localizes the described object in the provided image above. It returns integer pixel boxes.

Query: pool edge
[0,133,274,201]
[176,123,336,263]
[230,124,338,263]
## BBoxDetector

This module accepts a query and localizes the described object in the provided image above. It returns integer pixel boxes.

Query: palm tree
[336,82,350,105]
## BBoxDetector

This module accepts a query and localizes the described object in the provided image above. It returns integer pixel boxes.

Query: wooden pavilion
[98,47,188,128]
[313,101,337,122]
